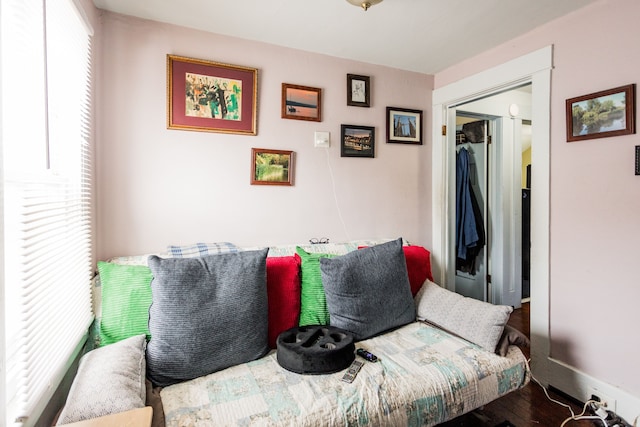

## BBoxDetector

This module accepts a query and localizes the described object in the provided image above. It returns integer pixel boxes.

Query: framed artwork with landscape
[566,84,635,142]
[251,148,294,186]
[386,107,423,145]
[340,124,375,158]
[167,54,257,135]
[347,74,370,107]
[281,83,322,122]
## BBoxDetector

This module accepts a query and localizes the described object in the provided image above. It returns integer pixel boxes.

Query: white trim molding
[549,358,640,423]
[432,45,640,424]
[431,44,552,383]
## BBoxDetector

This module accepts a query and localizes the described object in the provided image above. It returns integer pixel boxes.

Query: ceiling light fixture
[346,0,383,11]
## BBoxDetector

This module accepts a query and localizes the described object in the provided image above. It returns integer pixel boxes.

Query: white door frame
[431,45,552,383]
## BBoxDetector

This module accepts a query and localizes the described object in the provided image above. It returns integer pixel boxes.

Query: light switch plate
[314,131,330,148]
[635,145,640,175]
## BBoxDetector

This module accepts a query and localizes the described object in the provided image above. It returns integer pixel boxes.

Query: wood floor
[439,303,594,426]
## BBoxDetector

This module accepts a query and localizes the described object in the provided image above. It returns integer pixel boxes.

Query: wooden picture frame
[566,84,636,142]
[251,148,294,186]
[281,83,322,122]
[386,107,423,144]
[347,74,370,107]
[340,124,375,158]
[167,55,257,135]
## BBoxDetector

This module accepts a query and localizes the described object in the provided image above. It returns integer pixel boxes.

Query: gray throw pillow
[415,279,513,352]
[319,238,415,340]
[56,334,146,425]
[146,249,269,387]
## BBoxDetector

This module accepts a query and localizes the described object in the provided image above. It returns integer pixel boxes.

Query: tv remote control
[356,348,378,362]
[341,360,364,383]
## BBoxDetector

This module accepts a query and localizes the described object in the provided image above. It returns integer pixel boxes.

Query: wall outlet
[314,131,330,148]
[589,387,617,413]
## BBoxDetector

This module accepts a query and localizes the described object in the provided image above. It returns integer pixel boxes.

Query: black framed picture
[386,106,423,144]
[347,74,370,107]
[340,124,375,158]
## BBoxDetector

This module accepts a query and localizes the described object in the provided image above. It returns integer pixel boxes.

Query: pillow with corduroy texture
[146,249,269,387]
[97,261,153,346]
[320,238,415,340]
[358,244,433,296]
[266,256,301,348]
[296,247,335,326]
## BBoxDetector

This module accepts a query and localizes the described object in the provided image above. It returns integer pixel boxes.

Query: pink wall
[436,0,640,398]
[95,12,433,260]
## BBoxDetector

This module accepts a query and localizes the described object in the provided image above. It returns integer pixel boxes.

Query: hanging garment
[456,147,486,274]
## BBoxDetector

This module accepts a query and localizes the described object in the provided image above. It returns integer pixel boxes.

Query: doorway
[449,86,532,308]
[431,45,552,384]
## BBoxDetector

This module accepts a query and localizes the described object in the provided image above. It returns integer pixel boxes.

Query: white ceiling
[92,0,596,74]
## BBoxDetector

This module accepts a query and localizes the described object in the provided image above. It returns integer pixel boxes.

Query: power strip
[588,402,633,427]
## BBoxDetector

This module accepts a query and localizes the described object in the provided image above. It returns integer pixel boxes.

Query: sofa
[56,238,530,426]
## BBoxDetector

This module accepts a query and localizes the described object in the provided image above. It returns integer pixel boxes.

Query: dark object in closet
[455,147,485,274]
[522,189,531,298]
[462,121,485,143]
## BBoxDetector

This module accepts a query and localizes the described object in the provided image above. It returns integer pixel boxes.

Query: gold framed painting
[251,148,294,186]
[167,54,257,135]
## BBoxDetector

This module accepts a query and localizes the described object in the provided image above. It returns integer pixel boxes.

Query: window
[1,0,94,425]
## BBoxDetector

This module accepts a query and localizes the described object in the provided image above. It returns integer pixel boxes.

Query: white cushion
[56,335,146,425]
[414,279,512,352]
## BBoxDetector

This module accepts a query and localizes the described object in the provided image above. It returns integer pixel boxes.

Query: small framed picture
[386,107,423,145]
[347,74,370,107]
[281,83,322,122]
[340,125,375,158]
[167,54,257,135]
[566,84,636,142]
[251,148,294,186]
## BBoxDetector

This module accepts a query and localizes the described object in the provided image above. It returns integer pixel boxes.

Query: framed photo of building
[340,124,375,158]
[167,55,257,135]
[386,107,423,145]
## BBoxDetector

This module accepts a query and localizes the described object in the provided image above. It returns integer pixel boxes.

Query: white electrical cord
[524,358,608,427]
[559,406,608,427]
[324,147,351,241]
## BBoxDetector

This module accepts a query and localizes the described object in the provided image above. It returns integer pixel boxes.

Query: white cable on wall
[324,147,351,241]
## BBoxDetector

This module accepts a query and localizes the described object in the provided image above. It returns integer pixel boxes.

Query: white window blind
[1,0,94,425]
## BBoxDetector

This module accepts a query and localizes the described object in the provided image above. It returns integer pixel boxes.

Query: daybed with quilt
[55,238,530,427]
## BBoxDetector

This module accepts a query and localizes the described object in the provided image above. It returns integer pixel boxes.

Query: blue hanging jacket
[456,147,482,260]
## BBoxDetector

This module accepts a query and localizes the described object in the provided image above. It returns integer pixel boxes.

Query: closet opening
[432,45,552,388]
[454,114,491,303]
[449,84,532,309]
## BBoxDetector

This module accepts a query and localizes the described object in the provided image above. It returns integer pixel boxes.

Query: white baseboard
[547,357,640,424]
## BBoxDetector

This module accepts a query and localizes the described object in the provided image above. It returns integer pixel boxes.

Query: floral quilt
[160,321,529,427]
